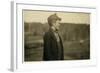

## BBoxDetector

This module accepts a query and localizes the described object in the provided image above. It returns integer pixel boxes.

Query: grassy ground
[63,40,90,60]
[24,39,90,61]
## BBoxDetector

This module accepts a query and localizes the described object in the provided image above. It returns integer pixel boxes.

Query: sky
[23,10,90,24]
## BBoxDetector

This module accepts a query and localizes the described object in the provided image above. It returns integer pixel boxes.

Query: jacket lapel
[49,29,57,42]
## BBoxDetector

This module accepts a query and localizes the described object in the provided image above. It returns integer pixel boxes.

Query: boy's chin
[56,28,59,31]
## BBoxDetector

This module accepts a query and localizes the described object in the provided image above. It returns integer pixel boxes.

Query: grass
[24,39,90,61]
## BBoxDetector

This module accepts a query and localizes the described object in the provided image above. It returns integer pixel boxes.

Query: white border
[11,1,97,72]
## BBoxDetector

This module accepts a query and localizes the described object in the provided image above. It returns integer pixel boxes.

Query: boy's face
[53,20,61,30]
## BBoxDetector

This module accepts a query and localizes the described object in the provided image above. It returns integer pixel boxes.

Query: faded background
[24,10,90,61]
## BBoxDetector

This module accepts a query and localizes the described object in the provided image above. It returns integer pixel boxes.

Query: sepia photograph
[23,10,90,61]
[11,2,97,71]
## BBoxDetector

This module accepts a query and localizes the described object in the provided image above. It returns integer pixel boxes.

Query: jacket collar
[49,27,61,42]
[50,26,59,33]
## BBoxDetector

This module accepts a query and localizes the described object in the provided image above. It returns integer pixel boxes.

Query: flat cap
[48,13,61,22]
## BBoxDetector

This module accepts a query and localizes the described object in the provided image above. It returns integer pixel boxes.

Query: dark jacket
[43,29,64,61]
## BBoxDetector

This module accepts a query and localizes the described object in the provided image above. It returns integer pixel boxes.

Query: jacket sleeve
[43,33,52,60]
